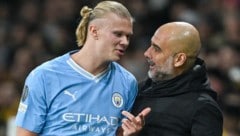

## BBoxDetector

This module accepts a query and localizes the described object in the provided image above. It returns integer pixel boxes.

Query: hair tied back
[80,6,93,18]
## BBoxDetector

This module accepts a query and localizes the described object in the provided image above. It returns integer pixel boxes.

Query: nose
[120,36,129,46]
[144,47,151,58]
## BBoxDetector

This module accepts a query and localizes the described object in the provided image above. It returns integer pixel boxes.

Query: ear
[89,25,98,40]
[174,53,187,67]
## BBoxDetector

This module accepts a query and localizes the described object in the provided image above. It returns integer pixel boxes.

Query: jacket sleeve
[191,100,223,136]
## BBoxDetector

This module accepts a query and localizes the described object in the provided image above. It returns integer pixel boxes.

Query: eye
[152,44,161,52]
[113,31,132,42]
[113,32,122,37]
[126,34,131,41]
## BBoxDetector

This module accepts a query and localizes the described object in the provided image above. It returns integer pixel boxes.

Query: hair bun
[80,6,93,17]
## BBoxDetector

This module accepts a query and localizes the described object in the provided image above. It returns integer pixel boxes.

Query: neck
[71,49,109,75]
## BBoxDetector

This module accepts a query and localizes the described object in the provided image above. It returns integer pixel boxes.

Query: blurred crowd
[0,0,240,135]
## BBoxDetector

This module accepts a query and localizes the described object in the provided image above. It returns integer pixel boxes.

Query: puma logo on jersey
[64,90,77,101]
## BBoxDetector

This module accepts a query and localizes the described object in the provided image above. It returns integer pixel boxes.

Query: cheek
[101,31,114,41]
[106,35,119,45]
[153,55,165,65]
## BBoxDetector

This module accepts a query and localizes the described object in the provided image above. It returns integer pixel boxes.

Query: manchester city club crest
[112,92,123,108]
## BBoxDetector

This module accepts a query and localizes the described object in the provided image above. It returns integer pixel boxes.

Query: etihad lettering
[62,113,119,126]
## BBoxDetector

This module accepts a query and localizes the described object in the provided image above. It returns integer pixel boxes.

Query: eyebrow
[152,42,161,50]
[114,30,133,36]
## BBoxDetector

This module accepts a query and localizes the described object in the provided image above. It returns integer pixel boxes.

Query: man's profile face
[93,13,133,62]
[144,28,175,81]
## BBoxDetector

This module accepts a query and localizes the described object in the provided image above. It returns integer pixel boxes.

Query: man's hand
[121,107,151,136]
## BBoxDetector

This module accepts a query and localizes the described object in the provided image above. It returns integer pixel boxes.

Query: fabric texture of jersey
[132,58,223,136]
[15,51,138,136]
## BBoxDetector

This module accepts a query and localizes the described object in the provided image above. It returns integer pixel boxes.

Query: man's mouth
[115,49,125,56]
[147,59,155,70]
[147,59,155,66]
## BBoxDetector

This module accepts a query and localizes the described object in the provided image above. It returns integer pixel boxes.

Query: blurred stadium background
[0,0,240,135]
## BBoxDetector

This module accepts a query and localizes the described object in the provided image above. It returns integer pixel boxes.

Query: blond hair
[75,1,133,47]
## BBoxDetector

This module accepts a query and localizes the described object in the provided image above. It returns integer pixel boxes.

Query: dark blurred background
[0,0,240,135]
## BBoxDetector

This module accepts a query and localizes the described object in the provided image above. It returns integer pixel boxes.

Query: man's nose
[144,47,151,58]
[120,36,129,46]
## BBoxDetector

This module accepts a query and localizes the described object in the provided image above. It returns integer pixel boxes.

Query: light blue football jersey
[15,51,138,136]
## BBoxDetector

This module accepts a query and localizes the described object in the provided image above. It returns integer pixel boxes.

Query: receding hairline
[157,22,201,56]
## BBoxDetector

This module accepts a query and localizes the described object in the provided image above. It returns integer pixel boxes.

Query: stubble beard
[148,56,174,82]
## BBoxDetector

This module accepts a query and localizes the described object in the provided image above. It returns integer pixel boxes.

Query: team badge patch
[18,102,28,112]
[21,85,29,102]
[112,92,123,108]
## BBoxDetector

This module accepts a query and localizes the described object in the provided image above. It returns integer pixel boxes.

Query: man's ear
[89,25,98,40]
[174,53,187,67]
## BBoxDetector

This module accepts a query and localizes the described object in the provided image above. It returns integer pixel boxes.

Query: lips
[147,59,155,70]
[115,49,125,56]
[147,59,155,66]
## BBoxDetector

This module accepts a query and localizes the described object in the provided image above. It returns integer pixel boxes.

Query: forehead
[152,28,169,47]
[96,13,133,33]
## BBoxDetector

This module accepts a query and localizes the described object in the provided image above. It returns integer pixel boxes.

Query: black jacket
[132,58,223,136]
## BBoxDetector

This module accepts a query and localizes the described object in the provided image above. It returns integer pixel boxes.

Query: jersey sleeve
[191,101,223,136]
[125,78,138,112]
[15,68,47,133]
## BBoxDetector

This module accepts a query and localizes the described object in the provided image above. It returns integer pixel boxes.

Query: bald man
[131,22,223,136]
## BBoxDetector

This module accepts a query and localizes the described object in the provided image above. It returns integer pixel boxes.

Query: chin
[112,56,121,61]
[148,70,155,79]
[109,58,119,62]
[149,70,162,80]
